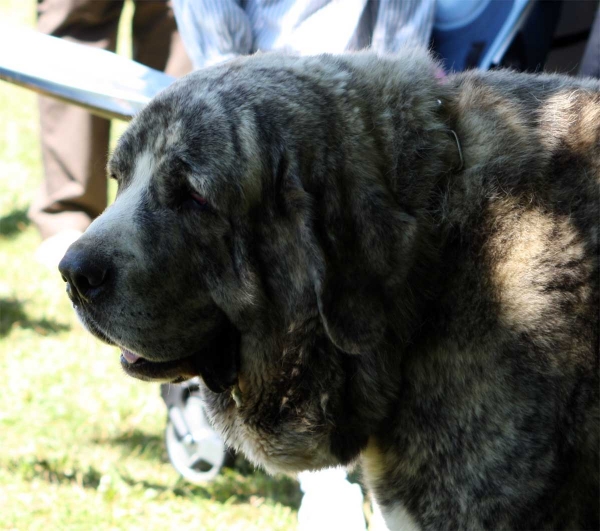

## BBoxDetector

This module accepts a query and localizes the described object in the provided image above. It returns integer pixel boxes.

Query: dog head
[59,50,448,470]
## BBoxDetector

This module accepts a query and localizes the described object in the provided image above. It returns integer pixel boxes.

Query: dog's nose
[58,246,109,301]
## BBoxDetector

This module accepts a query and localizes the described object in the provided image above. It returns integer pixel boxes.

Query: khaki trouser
[30,0,191,239]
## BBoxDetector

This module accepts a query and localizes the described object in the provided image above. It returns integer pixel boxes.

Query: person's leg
[131,0,192,77]
[580,7,599,78]
[31,0,124,242]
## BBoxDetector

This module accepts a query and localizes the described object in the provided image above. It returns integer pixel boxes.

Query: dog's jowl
[59,49,599,530]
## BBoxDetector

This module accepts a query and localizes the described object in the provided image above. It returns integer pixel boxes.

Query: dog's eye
[184,192,210,212]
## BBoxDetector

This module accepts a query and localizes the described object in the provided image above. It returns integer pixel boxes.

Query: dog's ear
[289,168,419,355]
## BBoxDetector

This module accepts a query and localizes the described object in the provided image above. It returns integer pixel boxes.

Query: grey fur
[60,48,599,530]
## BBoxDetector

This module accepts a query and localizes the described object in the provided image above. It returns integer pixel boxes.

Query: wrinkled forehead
[109,90,227,176]
[107,83,261,206]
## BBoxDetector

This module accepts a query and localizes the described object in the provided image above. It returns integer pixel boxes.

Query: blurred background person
[172,0,435,69]
[31,0,191,267]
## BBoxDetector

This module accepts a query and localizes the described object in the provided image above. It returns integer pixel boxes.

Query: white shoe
[35,229,83,270]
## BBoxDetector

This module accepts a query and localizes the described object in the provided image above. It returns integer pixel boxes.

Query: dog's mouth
[76,306,240,393]
[119,348,202,384]
[118,337,241,393]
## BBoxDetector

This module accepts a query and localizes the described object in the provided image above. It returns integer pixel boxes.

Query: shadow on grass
[9,429,302,510]
[93,429,167,464]
[177,461,302,510]
[7,456,103,490]
[0,208,30,238]
[96,428,301,509]
[0,298,70,337]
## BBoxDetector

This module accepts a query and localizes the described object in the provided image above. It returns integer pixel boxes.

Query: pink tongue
[121,348,141,364]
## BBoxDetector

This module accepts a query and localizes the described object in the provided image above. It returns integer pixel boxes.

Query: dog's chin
[75,307,240,392]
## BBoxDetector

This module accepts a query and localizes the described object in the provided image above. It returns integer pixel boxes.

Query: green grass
[0,2,300,529]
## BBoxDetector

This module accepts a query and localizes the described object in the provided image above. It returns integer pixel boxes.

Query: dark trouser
[580,8,599,79]
[30,0,191,239]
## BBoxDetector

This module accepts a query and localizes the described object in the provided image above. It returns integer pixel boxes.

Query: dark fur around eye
[182,192,210,212]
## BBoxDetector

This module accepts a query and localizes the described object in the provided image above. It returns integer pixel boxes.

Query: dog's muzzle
[58,242,241,392]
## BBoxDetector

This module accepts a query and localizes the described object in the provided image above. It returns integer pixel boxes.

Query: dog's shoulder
[433,67,599,374]
[448,68,599,179]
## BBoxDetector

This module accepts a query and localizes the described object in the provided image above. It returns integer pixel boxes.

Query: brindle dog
[59,49,599,530]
